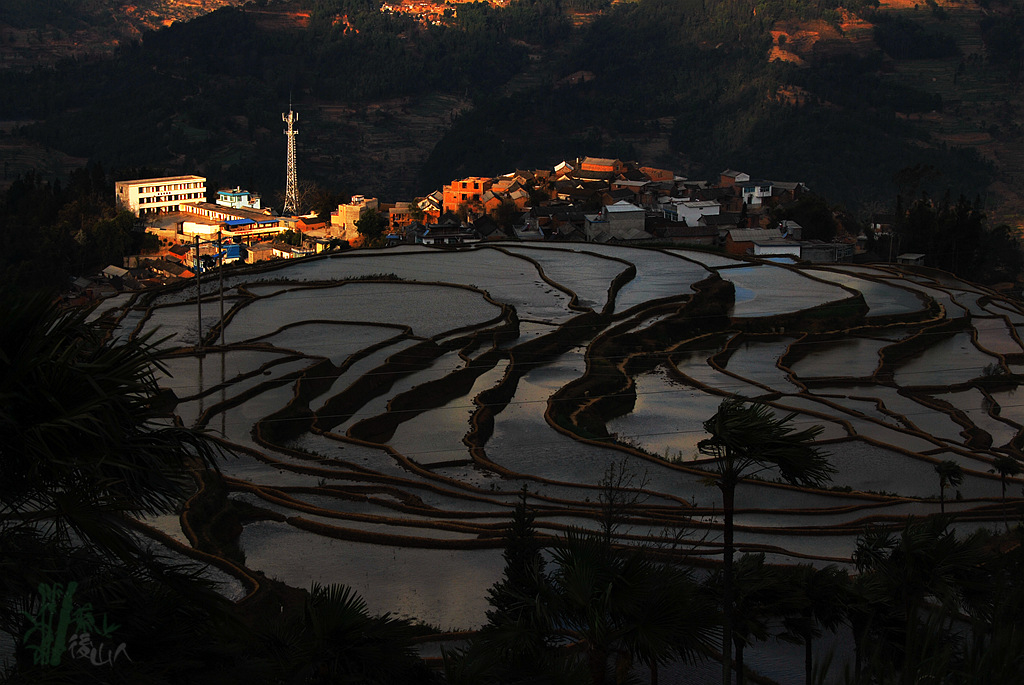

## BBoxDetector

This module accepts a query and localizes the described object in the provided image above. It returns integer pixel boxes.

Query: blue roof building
[216,187,262,210]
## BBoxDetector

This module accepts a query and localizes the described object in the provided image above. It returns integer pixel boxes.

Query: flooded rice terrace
[109,244,1024,681]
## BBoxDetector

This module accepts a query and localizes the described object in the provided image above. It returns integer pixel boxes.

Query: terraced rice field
[108,244,1024,680]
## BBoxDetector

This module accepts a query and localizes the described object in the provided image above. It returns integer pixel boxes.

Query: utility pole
[218,229,225,348]
[194,234,202,352]
[282,100,299,216]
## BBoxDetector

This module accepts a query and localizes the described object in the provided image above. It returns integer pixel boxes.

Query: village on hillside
[73,156,882,301]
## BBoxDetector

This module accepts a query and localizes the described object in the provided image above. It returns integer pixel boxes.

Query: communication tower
[282,103,299,215]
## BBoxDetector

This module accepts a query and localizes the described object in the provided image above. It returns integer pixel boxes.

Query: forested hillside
[0,0,250,67]
[0,0,1021,224]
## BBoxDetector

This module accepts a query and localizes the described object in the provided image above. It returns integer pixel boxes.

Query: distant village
[380,0,516,26]
[77,156,884,300]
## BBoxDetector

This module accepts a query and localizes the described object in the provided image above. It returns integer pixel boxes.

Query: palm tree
[0,291,223,555]
[545,532,649,684]
[622,555,718,685]
[485,528,717,685]
[851,517,989,678]
[780,563,849,685]
[934,459,964,514]
[0,290,225,664]
[699,399,832,685]
[461,463,716,685]
[709,553,797,685]
[256,582,430,684]
[989,455,1021,525]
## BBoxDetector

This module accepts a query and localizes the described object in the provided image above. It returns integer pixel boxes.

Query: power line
[158,345,1024,393]
[183,367,1024,446]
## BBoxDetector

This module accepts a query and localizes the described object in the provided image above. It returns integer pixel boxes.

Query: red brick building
[443,177,493,215]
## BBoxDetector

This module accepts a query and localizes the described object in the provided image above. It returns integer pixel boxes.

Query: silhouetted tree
[699,399,832,685]
[934,459,964,514]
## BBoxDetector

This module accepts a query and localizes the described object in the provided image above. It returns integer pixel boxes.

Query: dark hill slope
[0,0,1020,227]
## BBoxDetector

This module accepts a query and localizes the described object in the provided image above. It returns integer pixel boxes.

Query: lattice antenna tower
[282,99,299,215]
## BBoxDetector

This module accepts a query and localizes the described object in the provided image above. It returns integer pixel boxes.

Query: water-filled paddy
[253,322,404,364]
[310,339,419,414]
[932,388,1020,447]
[948,288,990,317]
[673,349,775,398]
[87,292,136,322]
[973,316,1024,356]
[717,265,851,318]
[103,246,1023,671]
[810,384,966,443]
[886,278,964,317]
[804,268,925,317]
[722,338,802,393]
[787,337,886,379]
[154,349,287,398]
[239,521,503,629]
[665,248,748,268]
[334,349,468,434]
[893,331,997,387]
[605,367,727,461]
[142,302,223,348]
[523,242,711,313]
[497,245,627,311]
[224,282,501,342]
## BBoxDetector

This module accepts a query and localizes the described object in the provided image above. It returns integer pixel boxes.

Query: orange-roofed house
[580,157,625,176]
[482,190,504,215]
[296,217,327,233]
[640,166,675,182]
[509,187,530,209]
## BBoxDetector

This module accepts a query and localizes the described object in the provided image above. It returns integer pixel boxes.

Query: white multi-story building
[660,198,721,225]
[216,187,262,210]
[739,180,774,206]
[115,175,207,216]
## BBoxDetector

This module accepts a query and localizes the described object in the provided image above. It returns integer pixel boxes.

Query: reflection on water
[724,338,801,393]
[789,337,886,379]
[805,268,925,317]
[719,265,850,318]
[973,316,1024,356]
[225,283,501,343]
[606,367,726,461]
[499,245,627,311]
[93,246,1024,682]
[240,521,503,629]
[894,332,997,386]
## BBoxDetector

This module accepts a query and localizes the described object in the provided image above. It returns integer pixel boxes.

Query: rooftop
[728,228,783,241]
[606,201,643,213]
[188,202,276,222]
[116,175,205,186]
